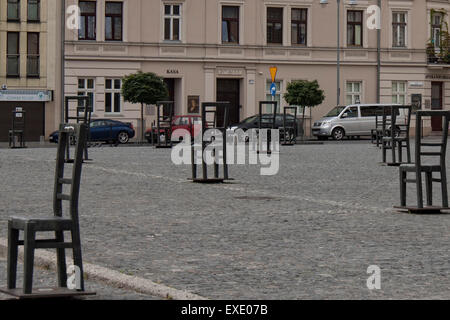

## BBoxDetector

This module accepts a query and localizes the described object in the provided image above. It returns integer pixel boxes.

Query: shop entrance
[431,82,443,131]
[0,102,45,141]
[216,79,240,125]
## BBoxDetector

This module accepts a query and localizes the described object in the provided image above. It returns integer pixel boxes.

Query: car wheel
[117,131,129,144]
[332,128,345,141]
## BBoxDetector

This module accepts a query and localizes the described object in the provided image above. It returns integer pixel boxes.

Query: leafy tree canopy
[284,80,325,108]
[122,71,169,105]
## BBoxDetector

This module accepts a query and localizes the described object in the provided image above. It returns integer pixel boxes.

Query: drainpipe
[376,0,381,103]
[61,0,65,123]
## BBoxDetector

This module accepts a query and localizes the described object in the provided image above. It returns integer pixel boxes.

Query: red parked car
[145,115,203,143]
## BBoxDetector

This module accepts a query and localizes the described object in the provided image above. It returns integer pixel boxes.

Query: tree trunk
[141,103,144,143]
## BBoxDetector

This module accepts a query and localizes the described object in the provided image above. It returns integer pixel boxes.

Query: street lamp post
[336,0,341,106]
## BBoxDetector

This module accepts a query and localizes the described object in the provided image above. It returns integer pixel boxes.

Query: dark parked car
[49,119,135,144]
[229,113,302,139]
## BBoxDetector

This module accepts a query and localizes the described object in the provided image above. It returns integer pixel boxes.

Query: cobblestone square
[0,141,449,299]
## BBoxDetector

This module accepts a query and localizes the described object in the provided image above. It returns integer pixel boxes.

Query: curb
[0,238,206,300]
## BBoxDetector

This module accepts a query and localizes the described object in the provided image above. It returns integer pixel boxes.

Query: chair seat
[399,164,442,172]
[9,216,73,231]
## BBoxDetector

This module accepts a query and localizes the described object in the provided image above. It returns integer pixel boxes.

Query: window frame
[105,1,123,41]
[346,81,363,105]
[7,32,20,78]
[392,81,407,105]
[78,1,97,41]
[267,7,283,45]
[105,78,122,114]
[7,0,20,22]
[222,5,240,44]
[291,8,307,46]
[27,32,40,78]
[347,10,363,47]
[163,3,182,41]
[392,12,407,48]
[431,12,443,51]
[78,78,96,112]
[27,0,40,22]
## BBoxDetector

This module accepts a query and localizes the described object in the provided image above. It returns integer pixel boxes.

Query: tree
[284,80,325,138]
[122,71,169,142]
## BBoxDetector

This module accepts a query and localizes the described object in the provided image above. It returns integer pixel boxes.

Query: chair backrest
[11,110,25,131]
[415,110,450,167]
[390,105,412,139]
[53,123,87,222]
[156,101,174,128]
[259,101,278,129]
[201,102,230,131]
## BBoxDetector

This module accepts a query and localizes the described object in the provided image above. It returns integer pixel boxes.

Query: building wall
[0,0,61,140]
[63,0,450,139]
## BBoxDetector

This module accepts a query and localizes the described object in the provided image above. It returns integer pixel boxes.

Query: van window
[342,107,358,118]
[326,106,346,117]
[360,106,381,117]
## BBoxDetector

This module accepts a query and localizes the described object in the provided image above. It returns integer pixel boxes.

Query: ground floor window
[78,78,95,112]
[346,81,362,105]
[392,81,406,104]
[105,78,122,113]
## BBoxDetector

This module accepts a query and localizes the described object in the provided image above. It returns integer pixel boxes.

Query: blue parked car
[49,119,135,144]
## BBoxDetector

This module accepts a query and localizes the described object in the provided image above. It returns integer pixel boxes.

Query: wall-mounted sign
[425,74,450,80]
[409,81,424,87]
[166,69,179,74]
[424,99,431,109]
[217,68,243,76]
[0,90,52,102]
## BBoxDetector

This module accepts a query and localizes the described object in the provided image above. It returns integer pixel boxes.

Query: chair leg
[23,223,36,294]
[392,140,396,164]
[71,230,85,291]
[7,222,19,289]
[400,170,407,206]
[441,168,448,208]
[416,170,424,209]
[425,172,433,207]
[398,141,403,163]
[406,140,411,164]
[382,141,386,162]
[55,231,67,287]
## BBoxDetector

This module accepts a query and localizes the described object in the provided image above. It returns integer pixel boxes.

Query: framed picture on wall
[411,94,422,113]
[188,95,200,114]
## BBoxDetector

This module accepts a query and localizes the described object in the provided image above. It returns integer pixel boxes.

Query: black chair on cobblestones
[397,110,450,212]
[382,105,412,165]
[2,123,94,298]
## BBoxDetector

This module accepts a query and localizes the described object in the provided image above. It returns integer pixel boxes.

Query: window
[105,79,122,113]
[164,4,181,41]
[7,32,20,77]
[432,12,443,51]
[360,106,381,117]
[78,79,95,112]
[266,80,282,110]
[347,10,363,46]
[27,0,40,21]
[392,81,406,104]
[346,81,362,105]
[267,7,283,44]
[222,6,239,44]
[343,106,359,118]
[27,33,39,77]
[392,12,406,47]
[291,8,307,45]
[105,2,123,41]
[79,1,96,40]
[8,0,20,21]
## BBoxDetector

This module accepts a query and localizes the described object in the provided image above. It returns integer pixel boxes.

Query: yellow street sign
[270,66,277,83]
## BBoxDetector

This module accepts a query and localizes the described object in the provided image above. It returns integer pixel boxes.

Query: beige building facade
[0,0,62,141]
[61,0,450,139]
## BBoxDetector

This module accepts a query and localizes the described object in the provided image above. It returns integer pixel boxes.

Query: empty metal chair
[9,109,26,149]
[2,123,94,298]
[382,105,412,165]
[398,110,450,211]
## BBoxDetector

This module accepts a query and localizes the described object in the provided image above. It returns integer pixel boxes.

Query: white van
[312,104,405,140]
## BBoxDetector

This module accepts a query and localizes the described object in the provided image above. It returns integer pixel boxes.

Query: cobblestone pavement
[0,257,160,300]
[0,140,449,299]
